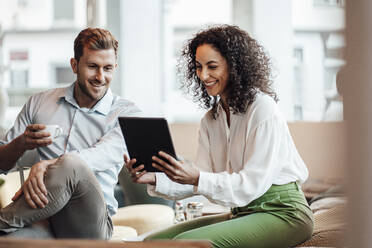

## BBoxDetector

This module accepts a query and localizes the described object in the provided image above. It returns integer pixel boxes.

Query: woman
[125,25,313,248]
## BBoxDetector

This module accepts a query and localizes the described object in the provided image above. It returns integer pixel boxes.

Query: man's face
[70,46,117,108]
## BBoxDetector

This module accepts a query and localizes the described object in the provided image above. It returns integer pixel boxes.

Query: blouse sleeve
[147,172,195,200]
[195,116,290,207]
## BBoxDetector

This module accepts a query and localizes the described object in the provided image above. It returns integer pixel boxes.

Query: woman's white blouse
[148,93,308,207]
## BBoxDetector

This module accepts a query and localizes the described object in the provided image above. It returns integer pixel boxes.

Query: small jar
[174,201,185,223]
[186,202,203,220]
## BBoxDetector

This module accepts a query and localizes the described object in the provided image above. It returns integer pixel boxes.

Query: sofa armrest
[0,169,30,208]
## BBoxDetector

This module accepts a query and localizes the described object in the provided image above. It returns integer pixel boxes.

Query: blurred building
[292,0,345,121]
[0,0,345,129]
[0,0,106,127]
[0,0,90,105]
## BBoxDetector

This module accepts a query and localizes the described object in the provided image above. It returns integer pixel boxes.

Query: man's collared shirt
[0,83,142,215]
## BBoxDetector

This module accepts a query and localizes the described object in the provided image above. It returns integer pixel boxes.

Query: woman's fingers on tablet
[158,151,178,164]
[152,163,165,172]
[152,156,176,173]
[153,163,177,180]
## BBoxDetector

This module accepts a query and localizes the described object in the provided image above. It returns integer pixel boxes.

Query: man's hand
[0,124,53,172]
[124,154,156,185]
[12,158,57,208]
[17,124,52,151]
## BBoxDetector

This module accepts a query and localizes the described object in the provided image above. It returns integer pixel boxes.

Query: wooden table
[0,238,211,248]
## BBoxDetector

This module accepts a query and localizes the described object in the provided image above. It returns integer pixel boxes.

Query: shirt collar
[217,101,223,114]
[217,100,230,114]
[60,82,113,115]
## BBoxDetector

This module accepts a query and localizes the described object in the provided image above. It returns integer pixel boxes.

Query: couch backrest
[169,121,346,182]
[169,123,200,162]
[288,121,346,181]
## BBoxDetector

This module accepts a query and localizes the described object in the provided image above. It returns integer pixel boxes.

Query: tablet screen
[119,117,177,172]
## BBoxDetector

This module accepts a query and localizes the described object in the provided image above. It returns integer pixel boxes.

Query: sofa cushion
[296,202,346,247]
[112,204,174,235]
[110,225,137,241]
[0,169,30,208]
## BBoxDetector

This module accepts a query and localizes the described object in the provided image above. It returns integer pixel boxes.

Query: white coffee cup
[38,125,63,141]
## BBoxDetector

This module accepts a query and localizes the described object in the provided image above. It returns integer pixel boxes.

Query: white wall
[162,0,232,122]
[170,0,232,27]
[294,32,325,121]
[75,0,88,28]
[293,0,345,31]
[251,0,294,120]
[119,0,163,116]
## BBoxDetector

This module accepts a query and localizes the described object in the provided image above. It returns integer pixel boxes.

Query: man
[0,28,141,239]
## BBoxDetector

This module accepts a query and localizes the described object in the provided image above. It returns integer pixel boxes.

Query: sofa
[0,121,346,247]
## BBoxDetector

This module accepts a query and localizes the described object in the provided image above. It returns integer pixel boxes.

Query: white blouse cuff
[154,172,171,195]
[195,171,214,196]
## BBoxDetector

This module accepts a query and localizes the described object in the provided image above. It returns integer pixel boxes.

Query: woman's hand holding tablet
[152,151,200,186]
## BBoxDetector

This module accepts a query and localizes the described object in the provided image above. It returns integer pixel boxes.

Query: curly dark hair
[179,24,278,119]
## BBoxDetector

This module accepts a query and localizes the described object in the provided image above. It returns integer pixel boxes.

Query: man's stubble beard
[76,69,106,103]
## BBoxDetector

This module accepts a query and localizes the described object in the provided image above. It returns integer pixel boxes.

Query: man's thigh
[0,155,112,239]
[46,155,112,239]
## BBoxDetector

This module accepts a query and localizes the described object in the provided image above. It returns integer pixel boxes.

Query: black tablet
[118,117,177,172]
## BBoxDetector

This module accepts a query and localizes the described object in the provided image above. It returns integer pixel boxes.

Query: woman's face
[195,44,229,100]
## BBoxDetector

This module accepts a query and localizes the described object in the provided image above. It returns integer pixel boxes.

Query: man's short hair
[74,28,118,61]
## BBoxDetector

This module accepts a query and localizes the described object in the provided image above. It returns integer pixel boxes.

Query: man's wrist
[13,134,27,153]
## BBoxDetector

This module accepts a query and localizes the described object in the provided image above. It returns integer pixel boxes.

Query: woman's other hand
[152,151,200,186]
[124,154,155,185]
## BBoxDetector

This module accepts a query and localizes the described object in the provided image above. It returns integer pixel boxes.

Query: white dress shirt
[0,83,142,215]
[148,92,308,207]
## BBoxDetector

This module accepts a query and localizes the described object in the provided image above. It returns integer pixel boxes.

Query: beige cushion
[296,204,346,247]
[0,169,30,208]
[310,196,346,214]
[112,204,174,235]
[110,225,137,241]
[312,203,346,234]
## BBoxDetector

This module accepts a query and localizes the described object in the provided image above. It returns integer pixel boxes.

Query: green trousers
[146,182,313,248]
